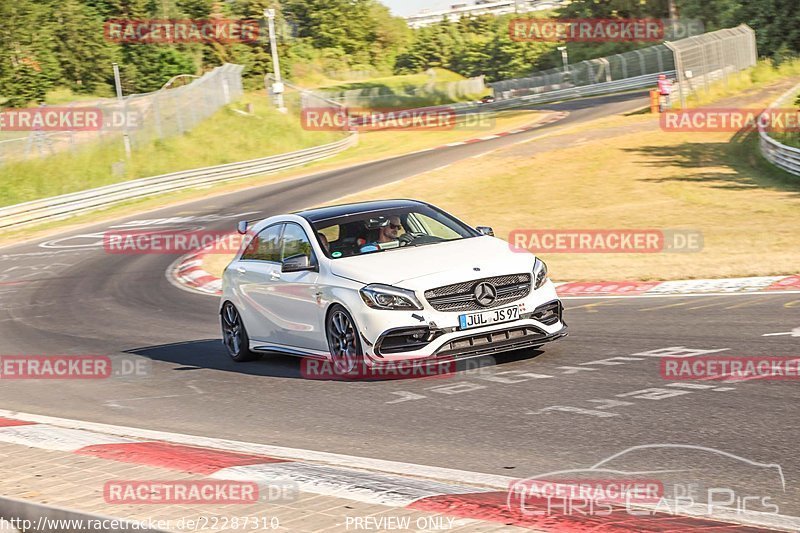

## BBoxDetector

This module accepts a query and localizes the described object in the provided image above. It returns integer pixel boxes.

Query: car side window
[241,224,283,262]
[281,223,314,263]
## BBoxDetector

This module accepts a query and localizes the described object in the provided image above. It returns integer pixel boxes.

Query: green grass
[318,68,467,91]
[45,86,115,105]
[679,59,800,150]
[0,108,546,246]
[0,92,343,207]
[682,58,800,108]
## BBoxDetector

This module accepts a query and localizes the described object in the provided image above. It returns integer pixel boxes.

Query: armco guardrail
[448,71,675,115]
[0,134,357,230]
[759,83,800,177]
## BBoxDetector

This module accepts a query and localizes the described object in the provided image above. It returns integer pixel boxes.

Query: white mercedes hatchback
[220,200,567,370]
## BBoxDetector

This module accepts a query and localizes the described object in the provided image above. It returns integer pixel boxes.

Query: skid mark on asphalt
[639,298,697,312]
[723,297,778,310]
[564,301,617,313]
[0,250,86,262]
[614,295,796,313]
[104,394,192,410]
[685,296,734,310]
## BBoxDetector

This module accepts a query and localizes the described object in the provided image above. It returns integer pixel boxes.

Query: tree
[52,0,118,94]
[732,0,800,59]
[557,0,670,19]
[0,0,61,106]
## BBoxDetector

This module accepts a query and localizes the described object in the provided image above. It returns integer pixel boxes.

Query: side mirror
[237,221,248,235]
[476,226,494,237]
[282,254,317,273]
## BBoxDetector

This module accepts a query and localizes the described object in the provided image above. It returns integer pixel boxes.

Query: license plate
[458,305,520,330]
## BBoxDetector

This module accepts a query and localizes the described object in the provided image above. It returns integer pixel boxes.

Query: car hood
[330,236,536,290]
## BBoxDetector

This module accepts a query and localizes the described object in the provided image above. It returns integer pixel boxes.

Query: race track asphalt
[1,90,798,518]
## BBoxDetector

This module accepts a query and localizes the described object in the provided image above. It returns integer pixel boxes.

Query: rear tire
[221,302,261,362]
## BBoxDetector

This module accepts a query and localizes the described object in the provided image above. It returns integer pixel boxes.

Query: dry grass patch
[330,119,800,281]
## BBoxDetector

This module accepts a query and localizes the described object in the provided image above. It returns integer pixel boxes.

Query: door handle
[236,266,247,274]
[270,271,281,280]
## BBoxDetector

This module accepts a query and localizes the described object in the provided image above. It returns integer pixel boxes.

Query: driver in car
[360,216,403,253]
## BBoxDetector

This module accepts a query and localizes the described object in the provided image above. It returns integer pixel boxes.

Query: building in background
[405,0,565,28]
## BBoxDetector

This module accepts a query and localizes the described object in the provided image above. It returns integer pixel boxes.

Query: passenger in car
[318,232,330,253]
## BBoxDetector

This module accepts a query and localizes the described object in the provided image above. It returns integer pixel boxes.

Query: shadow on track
[126,339,548,382]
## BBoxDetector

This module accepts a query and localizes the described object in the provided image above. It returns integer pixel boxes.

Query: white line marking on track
[762,327,800,337]
[2,409,800,531]
[0,409,512,488]
[0,425,134,452]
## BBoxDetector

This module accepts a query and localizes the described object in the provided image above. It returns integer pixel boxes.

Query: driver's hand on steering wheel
[398,232,415,244]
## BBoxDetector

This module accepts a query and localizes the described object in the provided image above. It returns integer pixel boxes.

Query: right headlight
[360,284,423,310]
[532,258,548,290]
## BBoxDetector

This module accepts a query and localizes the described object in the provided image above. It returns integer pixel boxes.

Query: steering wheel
[398,232,425,246]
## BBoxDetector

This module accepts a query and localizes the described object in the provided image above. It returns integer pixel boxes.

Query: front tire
[221,302,261,362]
[326,304,363,373]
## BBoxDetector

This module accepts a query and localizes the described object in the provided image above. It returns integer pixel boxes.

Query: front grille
[424,274,531,312]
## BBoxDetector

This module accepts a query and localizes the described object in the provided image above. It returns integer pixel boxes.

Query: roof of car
[294,199,430,223]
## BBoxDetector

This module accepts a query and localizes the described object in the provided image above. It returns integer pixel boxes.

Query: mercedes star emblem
[474,282,497,307]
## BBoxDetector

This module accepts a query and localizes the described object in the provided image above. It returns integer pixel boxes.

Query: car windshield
[312,205,478,259]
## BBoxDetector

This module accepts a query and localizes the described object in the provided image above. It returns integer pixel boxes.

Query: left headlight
[532,258,548,290]
[360,284,424,310]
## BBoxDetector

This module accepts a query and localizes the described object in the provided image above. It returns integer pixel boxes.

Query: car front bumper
[350,281,567,366]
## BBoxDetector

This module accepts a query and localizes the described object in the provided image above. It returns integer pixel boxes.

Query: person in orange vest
[657,74,674,112]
